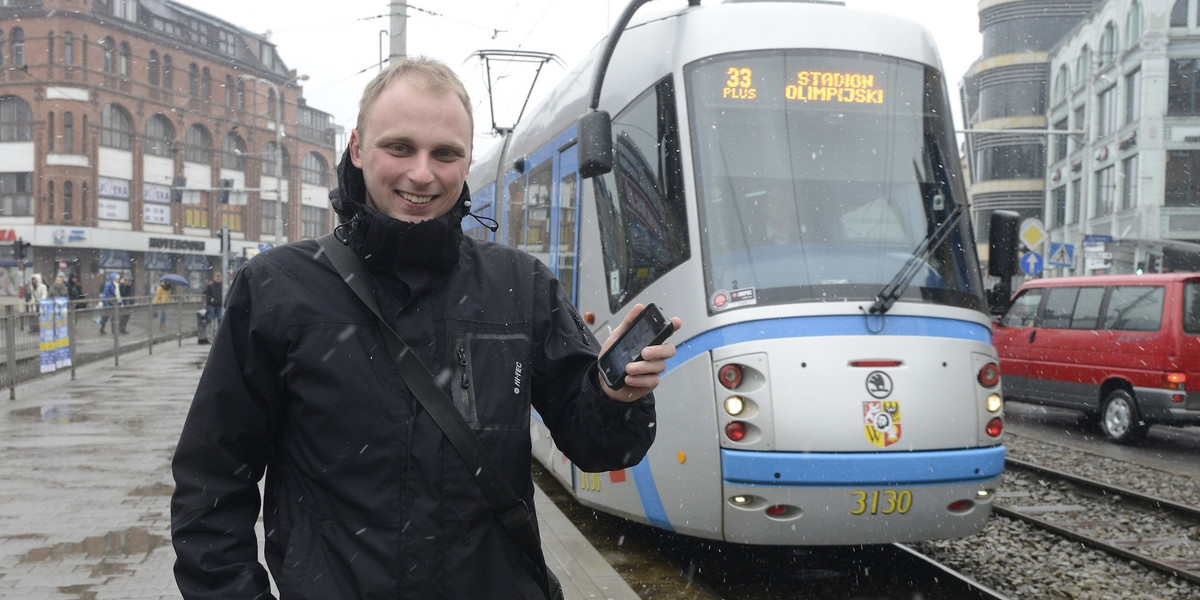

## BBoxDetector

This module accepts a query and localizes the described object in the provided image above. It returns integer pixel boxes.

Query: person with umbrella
[153,277,176,332]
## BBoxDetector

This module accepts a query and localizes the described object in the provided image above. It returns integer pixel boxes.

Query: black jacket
[171,150,655,599]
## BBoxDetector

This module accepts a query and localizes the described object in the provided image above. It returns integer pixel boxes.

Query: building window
[64,181,73,222]
[224,75,234,106]
[1127,2,1143,50]
[163,54,173,89]
[301,205,327,239]
[145,114,174,157]
[0,173,33,217]
[1075,46,1090,89]
[1072,105,1086,152]
[0,30,5,67]
[103,37,115,73]
[1053,65,1069,105]
[185,125,212,164]
[261,199,278,237]
[1099,22,1117,69]
[0,95,33,141]
[202,67,212,99]
[1094,165,1115,216]
[1125,68,1141,124]
[1166,150,1200,207]
[188,63,199,95]
[1053,118,1069,163]
[1171,0,1187,27]
[119,41,130,76]
[301,152,328,186]
[100,104,132,149]
[47,111,54,152]
[1169,59,1200,115]
[268,88,277,121]
[222,133,246,169]
[1070,178,1081,224]
[1097,85,1117,137]
[261,142,286,177]
[1121,155,1139,210]
[63,112,73,153]
[1051,185,1067,228]
[47,181,54,222]
[148,50,159,85]
[11,28,23,67]
[236,79,246,110]
[64,32,73,65]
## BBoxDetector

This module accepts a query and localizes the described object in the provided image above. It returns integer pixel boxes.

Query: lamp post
[243,74,307,245]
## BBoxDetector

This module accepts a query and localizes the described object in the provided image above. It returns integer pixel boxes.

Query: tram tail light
[718,364,743,389]
[977,362,1000,387]
[985,417,1003,438]
[725,421,746,441]
[946,499,975,514]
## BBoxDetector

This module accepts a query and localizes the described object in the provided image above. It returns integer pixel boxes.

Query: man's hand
[598,303,682,403]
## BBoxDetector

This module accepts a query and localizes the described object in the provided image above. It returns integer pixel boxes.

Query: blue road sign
[1021,251,1043,275]
[1047,242,1074,267]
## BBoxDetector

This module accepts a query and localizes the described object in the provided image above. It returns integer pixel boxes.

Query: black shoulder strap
[316,233,552,581]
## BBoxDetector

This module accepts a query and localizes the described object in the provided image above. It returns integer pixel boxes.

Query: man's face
[349,77,472,223]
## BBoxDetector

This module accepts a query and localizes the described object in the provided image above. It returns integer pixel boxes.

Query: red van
[993,273,1200,443]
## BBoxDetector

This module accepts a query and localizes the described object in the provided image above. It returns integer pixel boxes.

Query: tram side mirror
[577,110,613,178]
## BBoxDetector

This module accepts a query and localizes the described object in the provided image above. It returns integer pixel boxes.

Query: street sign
[1019,218,1047,250]
[1021,251,1043,275]
[1047,242,1075,267]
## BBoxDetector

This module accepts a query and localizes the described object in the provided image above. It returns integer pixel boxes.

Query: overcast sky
[183,0,983,152]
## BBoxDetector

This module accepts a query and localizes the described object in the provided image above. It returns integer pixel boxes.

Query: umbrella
[159,274,191,288]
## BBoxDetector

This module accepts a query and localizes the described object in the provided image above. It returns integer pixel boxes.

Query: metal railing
[0,295,212,399]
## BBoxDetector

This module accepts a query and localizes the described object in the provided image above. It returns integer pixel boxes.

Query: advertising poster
[54,297,72,368]
[39,298,56,374]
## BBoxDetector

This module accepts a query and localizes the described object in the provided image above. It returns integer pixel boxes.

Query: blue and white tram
[466,0,1018,545]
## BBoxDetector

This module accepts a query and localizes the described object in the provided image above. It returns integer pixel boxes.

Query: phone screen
[599,304,670,389]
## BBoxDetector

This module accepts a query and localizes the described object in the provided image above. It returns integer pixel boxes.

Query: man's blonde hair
[355,55,473,141]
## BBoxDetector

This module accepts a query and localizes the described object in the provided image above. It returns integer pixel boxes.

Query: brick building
[0,0,338,300]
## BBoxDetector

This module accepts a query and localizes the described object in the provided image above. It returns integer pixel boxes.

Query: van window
[1103,286,1164,331]
[1000,289,1043,328]
[1185,282,1200,334]
[1041,287,1078,328]
[1070,287,1105,329]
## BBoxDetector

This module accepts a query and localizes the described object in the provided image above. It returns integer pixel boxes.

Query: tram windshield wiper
[869,200,964,315]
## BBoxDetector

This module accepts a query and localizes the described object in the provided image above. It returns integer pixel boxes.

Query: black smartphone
[598,303,674,390]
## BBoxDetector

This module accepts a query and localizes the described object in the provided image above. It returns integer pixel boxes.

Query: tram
[466,0,1020,545]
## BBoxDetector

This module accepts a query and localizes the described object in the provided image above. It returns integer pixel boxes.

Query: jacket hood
[328,144,469,273]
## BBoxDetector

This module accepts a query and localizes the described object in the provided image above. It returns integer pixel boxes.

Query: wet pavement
[0,344,204,599]
[0,342,640,600]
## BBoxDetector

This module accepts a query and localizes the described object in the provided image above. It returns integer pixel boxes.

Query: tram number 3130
[849,489,913,516]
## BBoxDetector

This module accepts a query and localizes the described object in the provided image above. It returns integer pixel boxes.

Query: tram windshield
[685,50,985,313]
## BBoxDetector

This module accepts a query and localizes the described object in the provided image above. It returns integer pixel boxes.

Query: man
[117,276,134,334]
[97,273,119,335]
[202,272,222,329]
[171,56,680,599]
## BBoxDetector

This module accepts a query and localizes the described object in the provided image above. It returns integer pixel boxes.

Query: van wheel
[1100,389,1148,444]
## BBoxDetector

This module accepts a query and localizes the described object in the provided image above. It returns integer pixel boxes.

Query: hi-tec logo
[865,370,893,399]
[513,362,523,395]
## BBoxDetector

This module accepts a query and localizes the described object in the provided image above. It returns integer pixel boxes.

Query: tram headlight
[724,395,745,416]
[986,393,1003,413]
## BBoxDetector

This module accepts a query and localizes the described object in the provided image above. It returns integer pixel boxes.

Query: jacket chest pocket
[449,327,532,431]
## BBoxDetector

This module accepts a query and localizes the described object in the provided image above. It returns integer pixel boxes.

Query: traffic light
[12,237,29,261]
[171,176,186,203]
[215,229,225,254]
[218,179,233,204]
[1147,254,1159,273]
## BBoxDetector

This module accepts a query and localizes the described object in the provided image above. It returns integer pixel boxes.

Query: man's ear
[349,129,363,167]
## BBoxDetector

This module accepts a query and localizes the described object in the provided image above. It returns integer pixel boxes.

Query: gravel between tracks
[910,434,1200,600]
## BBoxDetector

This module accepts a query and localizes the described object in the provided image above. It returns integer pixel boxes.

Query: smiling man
[170,56,679,600]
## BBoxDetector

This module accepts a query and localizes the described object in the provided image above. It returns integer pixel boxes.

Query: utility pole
[388,1,407,65]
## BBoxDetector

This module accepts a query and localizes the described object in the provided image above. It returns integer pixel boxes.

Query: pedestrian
[152,279,172,332]
[202,272,222,333]
[49,274,69,298]
[117,276,134,334]
[97,273,119,335]
[171,55,680,600]
[27,274,47,332]
[67,274,86,311]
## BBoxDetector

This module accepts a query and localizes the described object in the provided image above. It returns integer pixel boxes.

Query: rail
[0,294,212,399]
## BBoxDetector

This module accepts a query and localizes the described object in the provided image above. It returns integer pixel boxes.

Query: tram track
[997,457,1200,586]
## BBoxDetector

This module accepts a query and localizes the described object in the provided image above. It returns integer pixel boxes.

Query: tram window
[593,77,689,311]
[557,169,579,302]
